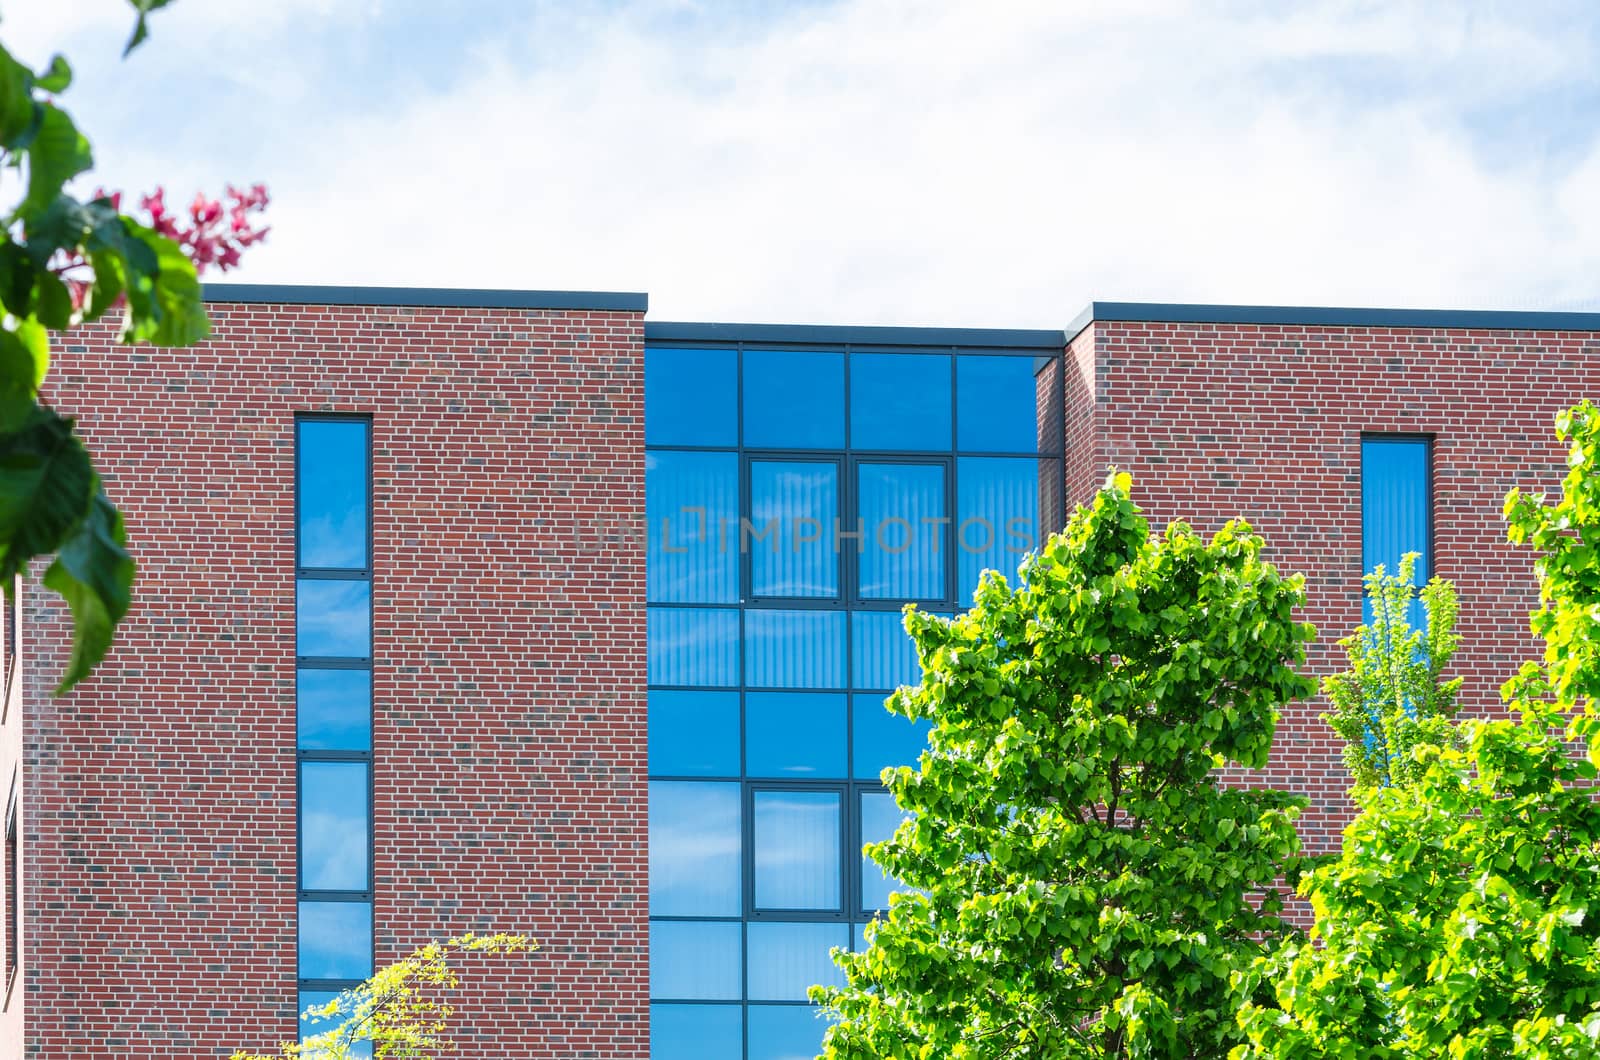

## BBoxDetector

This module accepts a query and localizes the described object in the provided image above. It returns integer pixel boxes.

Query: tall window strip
[1361,436,1433,619]
[5,787,16,986]
[295,416,374,1053]
[645,342,1066,1060]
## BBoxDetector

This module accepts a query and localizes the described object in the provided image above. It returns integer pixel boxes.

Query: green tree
[815,472,1317,1059]
[0,1,217,692]
[231,933,534,1060]
[1322,553,1462,789]
[1233,404,1600,1060]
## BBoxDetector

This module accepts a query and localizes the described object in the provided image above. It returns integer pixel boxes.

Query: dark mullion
[298,889,374,902]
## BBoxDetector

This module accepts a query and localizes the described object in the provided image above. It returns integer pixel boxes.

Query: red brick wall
[1066,320,1598,853]
[21,301,646,1055]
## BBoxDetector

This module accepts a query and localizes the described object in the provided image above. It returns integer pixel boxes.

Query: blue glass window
[860,791,909,912]
[858,463,946,601]
[298,990,373,1057]
[746,693,846,779]
[850,352,951,451]
[744,349,844,449]
[851,610,920,690]
[297,901,372,981]
[956,457,1043,601]
[957,355,1050,453]
[750,461,840,598]
[297,669,371,752]
[296,580,371,658]
[647,346,737,447]
[650,921,743,1000]
[1362,438,1431,584]
[649,691,739,777]
[300,762,370,892]
[648,451,740,603]
[747,922,849,1000]
[648,608,740,687]
[649,782,742,916]
[753,790,841,910]
[297,420,369,570]
[745,610,846,689]
[748,1005,829,1060]
[852,694,931,781]
[651,1004,742,1060]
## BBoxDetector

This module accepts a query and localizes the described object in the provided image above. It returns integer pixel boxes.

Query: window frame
[294,413,376,1002]
[742,453,846,606]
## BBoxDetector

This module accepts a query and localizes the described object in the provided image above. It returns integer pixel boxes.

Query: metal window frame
[293,413,376,1005]
[644,338,1070,1058]
[4,772,15,994]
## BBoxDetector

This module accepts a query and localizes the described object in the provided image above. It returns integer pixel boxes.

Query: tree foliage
[814,472,1317,1059]
[1322,553,1462,789]
[0,1,260,692]
[231,933,535,1060]
[1233,404,1600,1059]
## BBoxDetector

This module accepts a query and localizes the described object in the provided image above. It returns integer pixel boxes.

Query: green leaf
[123,0,178,57]
[123,225,208,346]
[0,402,95,582]
[35,55,72,94]
[43,487,134,694]
[21,105,93,217]
[0,333,40,430]
[13,319,49,388]
[0,43,34,146]
[33,273,73,330]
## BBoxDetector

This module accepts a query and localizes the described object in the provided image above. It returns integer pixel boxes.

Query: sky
[8,0,1600,328]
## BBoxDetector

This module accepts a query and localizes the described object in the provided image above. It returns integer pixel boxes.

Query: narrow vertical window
[1361,436,1432,585]
[295,416,373,1043]
[5,794,16,983]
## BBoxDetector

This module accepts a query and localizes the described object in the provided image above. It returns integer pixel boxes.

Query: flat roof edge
[201,283,648,313]
[1068,301,1600,340]
[645,321,1068,348]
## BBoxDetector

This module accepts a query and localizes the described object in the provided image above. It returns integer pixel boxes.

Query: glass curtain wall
[646,340,1065,1059]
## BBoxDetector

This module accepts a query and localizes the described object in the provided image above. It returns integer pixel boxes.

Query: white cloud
[11,0,1600,326]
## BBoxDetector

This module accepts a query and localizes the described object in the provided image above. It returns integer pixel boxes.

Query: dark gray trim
[646,321,1067,349]
[1066,300,1600,343]
[203,283,647,313]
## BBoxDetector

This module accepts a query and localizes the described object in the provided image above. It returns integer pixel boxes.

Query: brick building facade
[0,289,1593,1057]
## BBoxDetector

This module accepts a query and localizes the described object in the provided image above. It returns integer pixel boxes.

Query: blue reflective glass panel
[851,610,920,691]
[301,762,370,892]
[297,580,371,658]
[744,349,844,448]
[744,610,846,689]
[647,346,737,447]
[647,451,739,603]
[748,1005,830,1060]
[750,461,840,598]
[297,668,371,752]
[299,990,373,1057]
[754,790,841,910]
[956,457,1043,602]
[1362,438,1430,583]
[649,691,739,777]
[748,922,849,1000]
[860,790,910,912]
[850,352,951,450]
[858,463,946,600]
[853,694,932,781]
[649,782,742,916]
[957,355,1050,453]
[298,420,368,570]
[298,991,372,1056]
[298,900,372,980]
[648,608,740,687]
[650,920,742,1000]
[746,693,846,779]
[651,1004,742,1060]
